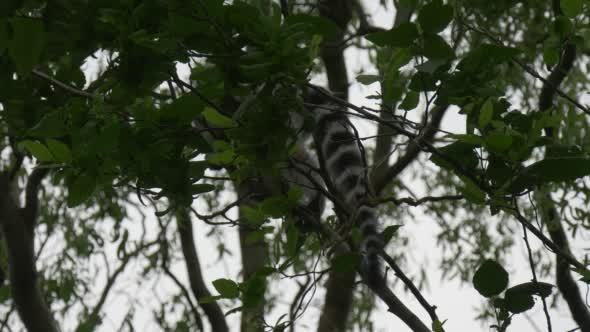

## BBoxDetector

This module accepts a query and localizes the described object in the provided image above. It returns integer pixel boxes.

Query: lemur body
[230,83,383,285]
[286,86,383,285]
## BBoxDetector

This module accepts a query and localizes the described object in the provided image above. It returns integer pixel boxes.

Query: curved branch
[541,196,590,332]
[533,14,590,330]
[176,208,229,332]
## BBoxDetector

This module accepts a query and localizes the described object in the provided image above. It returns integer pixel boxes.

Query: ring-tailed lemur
[235,84,383,285]
[296,86,384,286]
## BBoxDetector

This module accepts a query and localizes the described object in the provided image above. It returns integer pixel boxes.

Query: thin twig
[520,214,552,332]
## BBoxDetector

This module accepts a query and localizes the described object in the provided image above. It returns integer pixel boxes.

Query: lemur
[284,85,384,286]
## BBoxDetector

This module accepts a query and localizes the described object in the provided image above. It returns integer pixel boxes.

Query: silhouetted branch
[176,208,229,332]
[0,172,57,332]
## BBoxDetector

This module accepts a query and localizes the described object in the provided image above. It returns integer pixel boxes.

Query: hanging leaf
[67,174,96,207]
[478,99,494,129]
[8,18,45,74]
[507,156,590,192]
[27,111,68,138]
[560,0,583,18]
[473,259,509,297]
[365,22,419,48]
[506,281,554,298]
[504,288,534,313]
[46,139,72,163]
[422,34,454,60]
[382,225,402,245]
[331,253,360,273]
[191,183,216,195]
[356,74,381,85]
[399,91,419,110]
[19,140,54,162]
[418,1,454,34]
[212,278,240,299]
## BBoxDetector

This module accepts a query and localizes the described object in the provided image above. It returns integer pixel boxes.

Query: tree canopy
[1,0,590,331]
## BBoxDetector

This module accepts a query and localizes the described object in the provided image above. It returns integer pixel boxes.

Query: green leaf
[365,22,419,48]
[356,74,381,85]
[430,142,479,171]
[68,174,96,207]
[452,134,484,145]
[459,176,486,204]
[418,1,454,34]
[199,295,223,304]
[508,156,590,192]
[8,18,45,74]
[399,91,419,111]
[560,0,583,17]
[485,133,513,153]
[284,14,339,37]
[164,95,204,121]
[212,278,240,298]
[382,225,402,245]
[331,252,360,273]
[19,140,54,162]
[473,259,509,297]
[506,281,554,298]
[46,139,72,163]
[422,34,454,60]
[189,161,209,179]
[432,319,446,332]
[543,45,559,67]
[574,268,590,283]
[241,206,267,226]
[553,16,573,36]
[415,59,448,74]
[478,99,494,128]
[202,107,237,128]
[0,20,8,54]
[191,183,216,195]
[504,288,534,313]
[27,111,67,138]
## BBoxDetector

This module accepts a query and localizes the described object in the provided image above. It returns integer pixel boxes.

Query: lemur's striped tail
[306,87,384,285]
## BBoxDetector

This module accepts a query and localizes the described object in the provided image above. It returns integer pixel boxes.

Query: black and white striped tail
[308,89,384,285]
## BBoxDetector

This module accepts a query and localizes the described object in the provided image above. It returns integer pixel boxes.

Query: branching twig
[32,69,98,99]
[520,218,552,332]
[379,249,440,325]
[373,194,464,207]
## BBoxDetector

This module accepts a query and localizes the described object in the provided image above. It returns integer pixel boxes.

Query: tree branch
[532,11,590,329]
[176,208,229,332]
[379,249,440,327]
[0,172,57,332]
